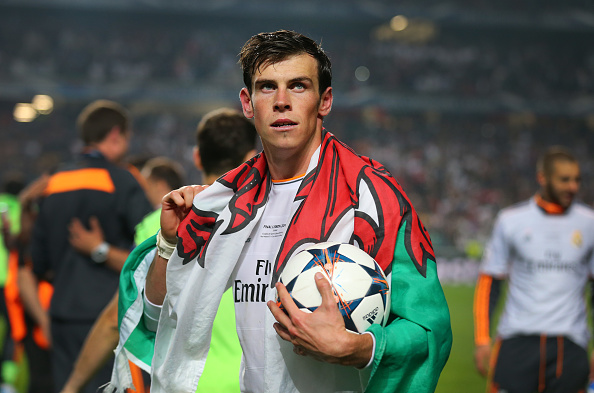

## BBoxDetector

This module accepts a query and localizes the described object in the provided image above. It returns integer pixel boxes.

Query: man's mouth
[272,120,298,128]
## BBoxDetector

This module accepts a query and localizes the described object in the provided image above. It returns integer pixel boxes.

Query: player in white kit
[473,146,594,393]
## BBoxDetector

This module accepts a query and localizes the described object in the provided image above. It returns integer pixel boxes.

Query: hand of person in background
[68,216,104,256]
[474,344,491,377]
[19,173,49,209]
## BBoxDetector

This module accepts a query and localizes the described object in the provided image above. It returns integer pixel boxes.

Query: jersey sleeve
[480,213,511,276]
[365,223,452,393]
[473,274,503,346]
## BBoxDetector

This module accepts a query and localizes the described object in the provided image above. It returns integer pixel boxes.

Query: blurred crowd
[0,4,592,270]
[1,12,592,102]
[2,103,593,263]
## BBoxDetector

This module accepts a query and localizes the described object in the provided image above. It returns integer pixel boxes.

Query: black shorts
[489,335,588,393]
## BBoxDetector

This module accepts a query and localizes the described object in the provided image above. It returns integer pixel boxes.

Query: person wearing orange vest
[29,100,153,393]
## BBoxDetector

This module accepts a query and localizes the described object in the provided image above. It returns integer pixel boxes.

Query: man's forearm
[144,253,168,305]
[17,266,48,329]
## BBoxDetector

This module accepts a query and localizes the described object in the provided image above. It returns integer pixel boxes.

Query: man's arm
[17,264,51,346]
[473,273,504,376]
[59,293,119,393]
[472,213,509,377]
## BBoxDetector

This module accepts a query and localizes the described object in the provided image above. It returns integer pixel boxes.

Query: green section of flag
[118,235,157,369]
[366,222,452,393]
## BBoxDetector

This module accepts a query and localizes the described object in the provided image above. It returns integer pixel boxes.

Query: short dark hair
[238,30,332,95]
[142,157,185,191]
[196,108,257,176]
[536,146,578,177]
[2,171,25,196]
[76,99,129,145]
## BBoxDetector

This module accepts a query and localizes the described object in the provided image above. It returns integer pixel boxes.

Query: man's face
[541,160,580,208]
[240,54,332,168]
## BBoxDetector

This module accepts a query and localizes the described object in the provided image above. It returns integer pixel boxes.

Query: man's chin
[560,197,575,209]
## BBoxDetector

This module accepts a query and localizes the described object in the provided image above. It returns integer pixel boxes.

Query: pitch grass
[436,284,486,393]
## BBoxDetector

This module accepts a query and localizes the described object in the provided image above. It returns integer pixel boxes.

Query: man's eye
[261,84,275,91]
[293,83,305,90]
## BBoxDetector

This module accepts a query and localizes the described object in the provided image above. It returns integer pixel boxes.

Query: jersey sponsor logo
[520,250,583,273]
[234,259,272,303]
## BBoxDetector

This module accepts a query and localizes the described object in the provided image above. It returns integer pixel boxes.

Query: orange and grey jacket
[30,151,152,322]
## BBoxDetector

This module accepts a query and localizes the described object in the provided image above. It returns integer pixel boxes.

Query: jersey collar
[534,193,566,215]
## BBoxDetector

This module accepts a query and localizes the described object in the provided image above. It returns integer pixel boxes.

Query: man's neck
[264,142,321,181]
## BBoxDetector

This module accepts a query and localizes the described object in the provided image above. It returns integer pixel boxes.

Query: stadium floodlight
[14,103,38,122]
[32,94,54,115]
[390,15,408,32]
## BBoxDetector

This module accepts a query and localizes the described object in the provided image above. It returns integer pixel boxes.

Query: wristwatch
[90,242,110,264]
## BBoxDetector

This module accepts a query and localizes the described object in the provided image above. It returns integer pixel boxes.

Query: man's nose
[274,88,291,111]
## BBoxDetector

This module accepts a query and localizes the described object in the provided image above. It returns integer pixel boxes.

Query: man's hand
[267,272,373,368]
[19,173,49,208]
[474,344,491,377]
[160,185,209,242]
[68,216,104,255]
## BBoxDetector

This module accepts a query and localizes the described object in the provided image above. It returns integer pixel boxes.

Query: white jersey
[232,176,301,392]
[231,176,369,393]
[480,198,594,348]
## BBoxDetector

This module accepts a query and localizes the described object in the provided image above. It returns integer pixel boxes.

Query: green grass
[436,284,486,393]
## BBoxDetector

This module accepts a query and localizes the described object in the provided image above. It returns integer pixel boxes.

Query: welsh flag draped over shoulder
[107,131,452,393]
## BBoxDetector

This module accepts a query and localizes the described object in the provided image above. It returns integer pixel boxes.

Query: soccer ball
[277,242,391,333]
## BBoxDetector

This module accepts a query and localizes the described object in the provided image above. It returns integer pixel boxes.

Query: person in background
[0,173,26,392]
[30,99,153,393]
[473,146,594,392]
[62,107,256,393]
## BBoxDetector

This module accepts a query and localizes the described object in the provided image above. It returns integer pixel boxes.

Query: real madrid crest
[571,230,582,248]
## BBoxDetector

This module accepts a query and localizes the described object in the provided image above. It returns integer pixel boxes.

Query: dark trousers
[51,318,114,393]
[490,335,589,393]
[22,328,53,393]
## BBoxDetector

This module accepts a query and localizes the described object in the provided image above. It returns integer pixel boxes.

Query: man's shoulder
[570,201,594,221]
[497,200,533,222]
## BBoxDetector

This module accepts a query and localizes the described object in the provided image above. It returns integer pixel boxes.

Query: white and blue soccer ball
[277,242,391,333]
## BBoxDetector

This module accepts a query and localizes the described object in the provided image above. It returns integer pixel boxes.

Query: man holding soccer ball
[110,30,452,393]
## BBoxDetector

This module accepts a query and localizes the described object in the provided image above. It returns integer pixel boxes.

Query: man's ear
[318,87,333,117]
[239,88,254,119]
[193,146,203,171]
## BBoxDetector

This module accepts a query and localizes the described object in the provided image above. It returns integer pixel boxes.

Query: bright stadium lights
[32,94,54,115]
[13,103,38,122]
[390,15,408,32]
[355,66,370,82]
